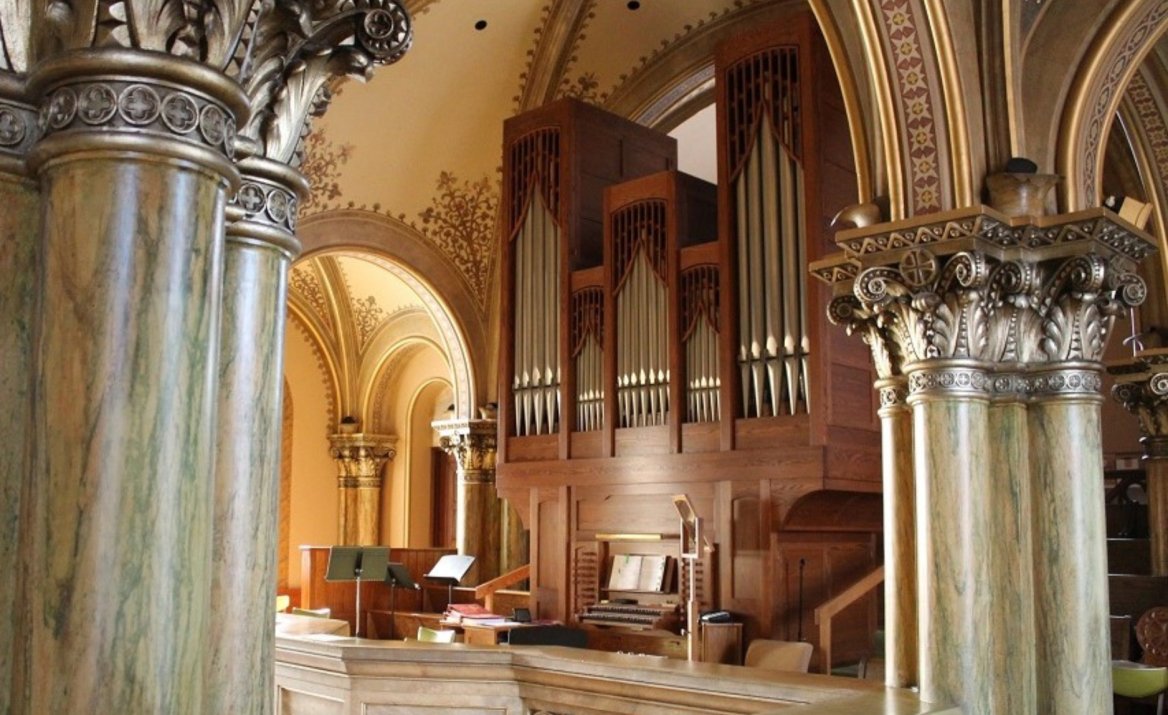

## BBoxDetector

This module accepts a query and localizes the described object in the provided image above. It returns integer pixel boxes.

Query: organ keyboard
[577,602,680,631]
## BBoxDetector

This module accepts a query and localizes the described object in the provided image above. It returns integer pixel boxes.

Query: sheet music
[607,554,643,590]
[637,555,668,592]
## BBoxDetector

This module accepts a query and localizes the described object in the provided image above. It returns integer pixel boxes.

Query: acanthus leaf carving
[238,0,412,165]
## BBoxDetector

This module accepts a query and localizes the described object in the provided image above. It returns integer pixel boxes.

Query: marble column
[206,148,306,715]
[987,374,1036,714]
[875,378,917,689]
[15,51,247,715]
[0,75,38,715]
[1028,364,1111,714]
[434,419,500,584]
[906,361,998,713]
[813,206,1153,714]
[1110,349,1168,576]
[329,432,397,545]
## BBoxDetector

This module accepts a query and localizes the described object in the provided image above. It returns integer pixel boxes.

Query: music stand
[423,554,476,610]
[384,562,420,638]
[325,546,389,638]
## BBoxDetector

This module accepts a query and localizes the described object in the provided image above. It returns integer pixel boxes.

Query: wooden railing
[474,563,531,613]
[813,564,884,674]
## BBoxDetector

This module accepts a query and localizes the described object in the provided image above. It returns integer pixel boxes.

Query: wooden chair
[744,640,814,673]
[416,626,457,643]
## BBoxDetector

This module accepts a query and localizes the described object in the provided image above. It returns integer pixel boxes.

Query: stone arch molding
[298,210,482,420]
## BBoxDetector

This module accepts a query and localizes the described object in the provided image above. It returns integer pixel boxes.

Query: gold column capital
[226,152,308,259]
[1110,349,1168,450]
[433,418,497,484]
[328,432,397,488]
[816,207,1155,384]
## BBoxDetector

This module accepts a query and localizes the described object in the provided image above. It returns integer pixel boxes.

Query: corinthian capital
[433,418,497,484]
[328,432,397,486]
[1110,349,1168,446]
[237,0,412,164]
[814,207,1154,369]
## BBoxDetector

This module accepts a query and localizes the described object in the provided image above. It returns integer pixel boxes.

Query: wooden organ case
[497,14,882,668]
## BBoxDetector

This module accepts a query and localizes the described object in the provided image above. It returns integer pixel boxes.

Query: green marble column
[876,378,917,689]
[987,375,1036,714]
[907,361,998,713]
[15,51,246,715]
[0,75,38,715]
[206,153,305,715]
[1028,364,1111,714]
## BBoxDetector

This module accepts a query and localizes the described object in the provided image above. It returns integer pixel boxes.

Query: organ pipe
[512,189,561,436]
[682,264,720,423]
[571,287,604,432]
[613,202,670,428]
[728,46,808,418]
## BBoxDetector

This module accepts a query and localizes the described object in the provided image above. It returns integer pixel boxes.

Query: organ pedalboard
[577,602,681,631]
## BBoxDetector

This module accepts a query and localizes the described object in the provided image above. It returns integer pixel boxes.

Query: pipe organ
[498,15,882,644]
[722,44,808,418]
[681,263,721,423]
[571,283,604,432]
[611,200,670,428]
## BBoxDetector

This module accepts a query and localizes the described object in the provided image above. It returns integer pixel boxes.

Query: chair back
[275,595,291,613]
[1136,606,1168,666]
[744,639,814,673]
[417,626,457,643]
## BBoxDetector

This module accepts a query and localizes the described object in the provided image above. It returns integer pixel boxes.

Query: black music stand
[325,546,389,638]
[423,554,476,610]
[384,562,420,638]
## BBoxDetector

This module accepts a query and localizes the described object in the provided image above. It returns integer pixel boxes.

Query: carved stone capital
[328,432,397,488]
[239,0,413,164]
[816,208,1154,371]
[1110,349,1168,447]
[433,418,497,484]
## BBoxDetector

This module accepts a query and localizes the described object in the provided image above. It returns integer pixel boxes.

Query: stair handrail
[474,563,531,613]
[812,564,884,674]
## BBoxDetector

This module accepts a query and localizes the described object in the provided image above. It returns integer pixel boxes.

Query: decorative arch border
[298,209,482,420]
[365,336,449,432]
[1120,68,1168,243]
[1059,0,1168,210]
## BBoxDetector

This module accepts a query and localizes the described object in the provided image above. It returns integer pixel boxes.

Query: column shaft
[458,480,501,582]
[1029,368,1111,714]
[987,391,1036,714]
[0,81,38,714]
[876,379,917,689]
[16,54,244,715]
[909,363,998,714]
[206,157,303,715]
[1146,439,1168,576]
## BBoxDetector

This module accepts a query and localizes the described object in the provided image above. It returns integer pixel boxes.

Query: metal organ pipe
[513,189,561,436]
[730,46,808,419]
[614,203,669,428]
[572,288,603,432]
[682,265,720,423]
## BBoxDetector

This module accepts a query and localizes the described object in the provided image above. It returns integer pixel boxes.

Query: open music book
[607,554,670,592]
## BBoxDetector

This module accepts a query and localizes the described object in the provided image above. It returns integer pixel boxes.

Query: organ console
[578,602,680,631]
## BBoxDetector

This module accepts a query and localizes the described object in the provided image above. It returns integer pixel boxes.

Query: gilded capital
[1110,348,1168,444]
[815,207,1155,374]
[433,418,497,484]
[328,432,396,488]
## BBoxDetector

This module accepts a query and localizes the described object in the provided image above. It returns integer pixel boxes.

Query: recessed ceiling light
[474,19,487,30]
[627,1,640,9]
